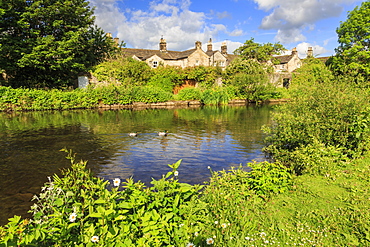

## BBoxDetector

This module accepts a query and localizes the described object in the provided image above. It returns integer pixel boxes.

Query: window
[196,60,199,65]
[220,61,225,67]
[153,61,158,68]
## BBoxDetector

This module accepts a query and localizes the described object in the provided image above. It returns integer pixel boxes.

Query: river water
[0,104,274,225]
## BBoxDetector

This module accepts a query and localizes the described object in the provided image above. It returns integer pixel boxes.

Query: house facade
[123,38,238,69]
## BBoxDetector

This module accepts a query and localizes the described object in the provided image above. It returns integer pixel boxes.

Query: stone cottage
[122,38,238,69]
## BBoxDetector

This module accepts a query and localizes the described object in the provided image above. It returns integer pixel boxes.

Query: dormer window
[153,61,158,68]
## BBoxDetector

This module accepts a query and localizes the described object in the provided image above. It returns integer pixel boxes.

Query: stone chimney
[292,47,298,56]
[114,37,119,46]
[307,47,313,57]
[195,41,202,49]
[207,38,213,52]
[159,37,167,52]
[221,41,227,55]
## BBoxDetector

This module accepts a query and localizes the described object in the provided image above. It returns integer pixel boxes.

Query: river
[0,104,274,225]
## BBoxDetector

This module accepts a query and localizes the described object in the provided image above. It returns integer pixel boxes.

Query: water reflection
[0,105,274,225]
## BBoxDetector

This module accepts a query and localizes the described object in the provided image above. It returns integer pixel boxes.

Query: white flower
[69,212,77,222]
[214,221,218,225]
[221,223,227,228]
[186,243,196,247]
[245,236,250,240]
[207,166,211,169]
[91,235,99,243]
[174,171,179,177]
[194,232,199,236]
[113,178,121,187]
[206,237,214,245]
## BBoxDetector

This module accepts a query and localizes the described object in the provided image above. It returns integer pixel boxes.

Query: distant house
[122,38,238,69]
[273,47,302,73]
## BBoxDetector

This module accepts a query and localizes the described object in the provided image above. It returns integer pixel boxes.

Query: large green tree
[329,1,370,84]
[234,38,285,64]
[0,0,115,88]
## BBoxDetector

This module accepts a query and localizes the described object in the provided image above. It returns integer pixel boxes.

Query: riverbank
[0,86,289,112]
[1,150,369,246]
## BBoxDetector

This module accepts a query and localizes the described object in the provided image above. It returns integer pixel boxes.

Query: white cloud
[228,29,244,37]
[253,0,359,44]
[296,42,331,58]
[90,0,229,51]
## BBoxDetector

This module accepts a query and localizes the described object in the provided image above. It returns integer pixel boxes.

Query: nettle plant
[0,149,206,246]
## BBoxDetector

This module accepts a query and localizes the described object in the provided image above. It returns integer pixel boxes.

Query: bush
[200,87,233,105]
[175,87,202,101]
[131,86,173,103]
[263,77,370,175]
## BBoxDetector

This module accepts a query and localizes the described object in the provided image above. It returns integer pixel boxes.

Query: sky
[88,0,365,58]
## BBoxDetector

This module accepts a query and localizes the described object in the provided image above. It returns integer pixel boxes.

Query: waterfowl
[158,130,168,136]
[128,132,138,137]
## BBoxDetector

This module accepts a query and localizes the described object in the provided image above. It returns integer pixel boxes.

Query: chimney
[207,38,213,52]
[307,47,313,57]
[106,33,112,38]
[221,41,227,55]
[114,37,119,46]
[292,47,298,56]
[195,41,202,50]
[159,37,167,52]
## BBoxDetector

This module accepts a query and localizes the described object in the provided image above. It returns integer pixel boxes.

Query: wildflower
[194,232,199,236]
[206,238,214,245]
[221,223,227,228]
[91,235,99,243]
[186,243,196,247]
[214,221,218,225]
[245,237,250,240]
[69,213,77,222]
[179,224,184,227]
[174,171,179,176]
[113,178,121,187]
[207,166,211,169]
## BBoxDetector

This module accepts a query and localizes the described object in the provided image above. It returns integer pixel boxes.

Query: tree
[0,0,116,88]
[234,38,285,64]
[329,1,370,84]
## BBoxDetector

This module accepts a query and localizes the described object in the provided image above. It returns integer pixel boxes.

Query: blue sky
[89,0,365,58]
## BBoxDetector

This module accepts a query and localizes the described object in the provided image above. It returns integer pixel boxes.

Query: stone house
[123,38,238,69]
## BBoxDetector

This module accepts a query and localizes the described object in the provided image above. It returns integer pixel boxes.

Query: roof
[274,54,293,64]
[123,48,198,61]
[123,47,238,62]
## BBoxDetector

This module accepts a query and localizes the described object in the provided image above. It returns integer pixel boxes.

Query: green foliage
[0,0,115,88]
[263,76,370,175]
[224,58,275,101]
[234,38,285,63]
[329,1,370,85]
[175,87,203,101]
[2,150,370,246]
[131,86,173,103]
[91,58,153,86]
[147,66,184,92]
[200,87,234,105]
[0,150,204,246]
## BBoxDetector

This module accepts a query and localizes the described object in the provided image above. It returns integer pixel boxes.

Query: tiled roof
[123,48,198,61]
[274,55,293,64]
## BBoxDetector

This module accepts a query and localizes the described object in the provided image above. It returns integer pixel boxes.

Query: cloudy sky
[89,0,364,58]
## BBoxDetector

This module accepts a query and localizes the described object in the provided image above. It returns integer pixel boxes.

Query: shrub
[200,87,232,105]
[175,87,202,101]
[263,78,370,175]
[131,86,173,103]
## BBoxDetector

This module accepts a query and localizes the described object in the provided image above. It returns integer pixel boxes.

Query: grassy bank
[0,149,369,246]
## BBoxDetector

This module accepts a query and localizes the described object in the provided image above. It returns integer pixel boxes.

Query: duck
[158,130,168,136]
[128,132,138,137]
